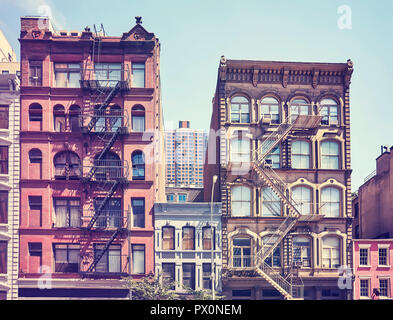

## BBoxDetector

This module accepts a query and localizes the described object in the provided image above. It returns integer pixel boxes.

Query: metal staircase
[250,111,322,299]
[79,64,130,274]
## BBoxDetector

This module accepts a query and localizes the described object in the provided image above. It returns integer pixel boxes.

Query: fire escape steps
[82,78,129,274]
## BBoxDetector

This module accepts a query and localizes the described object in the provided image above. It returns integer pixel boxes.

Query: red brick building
[18,16,165,299]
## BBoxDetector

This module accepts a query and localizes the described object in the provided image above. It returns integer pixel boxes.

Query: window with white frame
[230,96,250,123]
[320,99,339,126]
[320,141,340,169]
[231,186,251,217]
[293,236,311,267]
[292,186,312,215]
[54,63,81,88]
[290,98,310,123]
[379,279,390,298]
[230,132,250,163]
[359,248,369,266]
[379,247,388,266]
[262,187,281,216]
[232,237,252,268]
[322,237,340,268]
[320,187,341,217]
[291,140,310,169]
[260,97,280,124]
[360,279,370,298]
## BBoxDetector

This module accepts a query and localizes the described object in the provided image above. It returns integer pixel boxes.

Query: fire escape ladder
[86,228,122,273]
[86,180,120,230]
[86,81,122,133]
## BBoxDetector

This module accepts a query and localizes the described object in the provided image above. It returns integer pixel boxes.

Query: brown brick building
[204,57,354,300]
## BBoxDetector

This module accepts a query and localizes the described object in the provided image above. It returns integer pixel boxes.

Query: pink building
[353,239,393,300]
[18,16,165,299]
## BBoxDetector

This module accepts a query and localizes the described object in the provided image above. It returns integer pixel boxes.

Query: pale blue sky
[1,0,392,191]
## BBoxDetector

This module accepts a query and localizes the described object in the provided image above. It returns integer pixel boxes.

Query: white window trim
[358,247,370,267]
[378,277,391,299]
[377,246,390,267]
[359,277,371,300]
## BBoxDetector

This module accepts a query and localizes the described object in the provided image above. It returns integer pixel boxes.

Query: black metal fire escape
[79,62,130,273]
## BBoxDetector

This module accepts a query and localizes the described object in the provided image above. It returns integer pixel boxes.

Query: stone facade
[204,57,354,300]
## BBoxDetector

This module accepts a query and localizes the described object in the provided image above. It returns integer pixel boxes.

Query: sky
[0,0,392,192]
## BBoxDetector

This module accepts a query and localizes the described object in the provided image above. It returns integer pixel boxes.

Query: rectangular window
[28,242,42,273]
[94,244,121,273]
[132,244,145,274]
[178,194,187,203]
[132,62,145,88]
[93,198,121,228]
[29,61,42,86]
[379,248,388,266]
[0,105,9,129]
[233,238,251,268]
[95,63,122,87]
[162,263,175,290]
[53,244,80,273]
[54,199,80,228]
[0,241,6,274]
[202,227,215,250]
[182,227,195,250]
[360,279,370,298]
[359,248,369,266]
[379,279,390,298]
[202,263,212,290]
[162,227,175,250]
[132,198,145,228]
[0,146,8,174]
[54,63,81,88]
[28,196,42,227]
[182,263,195,290]
[0,191,7,224]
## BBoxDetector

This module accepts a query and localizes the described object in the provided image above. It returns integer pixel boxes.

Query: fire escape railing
[249,109,322,299]
[79,66,131,274]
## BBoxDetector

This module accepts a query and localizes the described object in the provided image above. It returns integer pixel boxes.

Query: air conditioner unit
[330,119,339,126]
[264,159,273,168]
[262,115,272,125]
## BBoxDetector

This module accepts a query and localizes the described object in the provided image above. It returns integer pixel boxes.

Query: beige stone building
[204,57,354,300]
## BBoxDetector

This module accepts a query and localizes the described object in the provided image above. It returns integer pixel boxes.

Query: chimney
[376,145,391,176]
[21,16,54,33]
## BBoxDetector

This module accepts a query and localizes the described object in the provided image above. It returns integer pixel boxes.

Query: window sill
[377,265,391,268]
[359,265,372,268]
[359,297,371,300]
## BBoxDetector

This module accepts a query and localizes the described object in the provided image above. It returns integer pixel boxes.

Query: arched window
[53,105,65,132]
[132,150,145,180]
[262,187,281,216]
[230,131,250,163]
[293,236,311,267]
[29,149,42,179]
[292,140,311,169]
[29,103,43,131]
[321,187,341,217]
[162,226,175,250]
[132,105,145,132]
[109,105,122,132]
[54,151,81,180]
[322,236,340,268]
[231,186,251,217]
[182,226,195,250]
[290,98,310,123]
[69,105,81,133]
[230,96,250,123]
[261,97,280,124]
[320,98,339,126]
[292,186,312,215]
[94,152,121,181]
[202,226,215,250]
[232,237,251,267]
[262,235,281,267]
[320,140,340,169]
